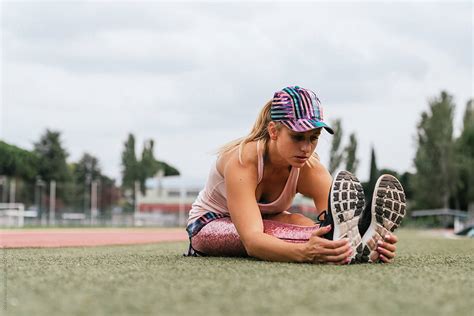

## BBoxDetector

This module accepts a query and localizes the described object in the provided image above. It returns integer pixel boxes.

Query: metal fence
[0,176,187,228]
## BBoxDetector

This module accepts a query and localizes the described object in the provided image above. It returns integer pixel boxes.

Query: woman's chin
[291,157,308,167]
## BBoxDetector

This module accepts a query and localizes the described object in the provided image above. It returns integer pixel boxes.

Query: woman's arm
[224,154,350,263]
[296,158,333,214]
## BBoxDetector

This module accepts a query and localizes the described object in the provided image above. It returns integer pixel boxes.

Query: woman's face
[271,124,321,168]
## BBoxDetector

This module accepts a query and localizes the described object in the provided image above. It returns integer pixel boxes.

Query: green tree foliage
[0,141,39,205]
[71,153,119,214]
[73,153,102,185]
[157,161,180,177]
[413,91,456,209]
[328,119,344,175]
[121,134,139,191]
[0,141,39,180]
[362,146,379,200]
[139,140,159,195]
[344,133,359,174]
[71,153,102,211]
[34,129,71,183]
[121,134,180,198]
[455,99,474,211]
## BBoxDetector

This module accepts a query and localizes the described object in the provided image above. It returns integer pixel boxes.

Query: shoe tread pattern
[361,174,406,263]
[330,171,365,263]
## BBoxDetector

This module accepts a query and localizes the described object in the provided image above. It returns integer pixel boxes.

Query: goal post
[0,203,36,227]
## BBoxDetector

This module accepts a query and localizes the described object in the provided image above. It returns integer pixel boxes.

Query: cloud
[1,1,472,185]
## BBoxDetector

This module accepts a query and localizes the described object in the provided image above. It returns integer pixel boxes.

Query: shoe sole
[357,174,407,263]
[329,170,365,262]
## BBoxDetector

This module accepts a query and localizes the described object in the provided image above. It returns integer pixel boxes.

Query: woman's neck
[265,139,291,172]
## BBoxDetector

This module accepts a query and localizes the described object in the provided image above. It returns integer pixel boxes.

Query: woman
[186,86,405,264]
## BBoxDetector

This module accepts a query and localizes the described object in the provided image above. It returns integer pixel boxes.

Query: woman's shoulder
[216,140,260,175]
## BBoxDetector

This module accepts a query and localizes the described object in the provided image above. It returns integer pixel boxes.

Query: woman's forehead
[288,128,322,136]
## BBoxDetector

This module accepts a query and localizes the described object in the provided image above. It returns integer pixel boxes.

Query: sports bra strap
[257,140,264,183]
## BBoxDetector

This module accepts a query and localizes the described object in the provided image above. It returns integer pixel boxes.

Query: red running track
[0,228,188,248]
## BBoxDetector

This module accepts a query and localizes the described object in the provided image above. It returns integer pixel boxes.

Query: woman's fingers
[319,243,351,256]
[384,233,399,244]
[379,253,391,263]
[319,238,350,249]
[377,240,396,253]
[307,234,352,264]
[311,225,332,237]
[321,249,353,263]
[377,245,395,260]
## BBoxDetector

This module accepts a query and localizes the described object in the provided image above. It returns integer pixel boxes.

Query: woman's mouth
[295,156,308,162]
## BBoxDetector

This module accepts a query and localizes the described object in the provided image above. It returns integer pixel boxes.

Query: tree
[138,139,180,194]
[34,129,71,183]
[121,134,181,211]
[32,129,72,215]
[412,91,456,209]
[71,153,103,212]
[344,133,359,174]
[121,134,139,191]
[121,134,140,212]
[0,141,39,181]
[455,99,474,211]
[157,161,180,177]
[73,153,102,185]
[138,140,159,194]
[0,141,39,205]
[363,146,379,201]
[328,119,344,175]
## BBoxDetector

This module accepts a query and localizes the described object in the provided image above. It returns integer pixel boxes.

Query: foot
[356,174,407,263]
[325,170,365,262]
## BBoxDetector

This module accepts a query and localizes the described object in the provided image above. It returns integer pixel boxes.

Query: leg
[191,217,319,257]
[263,212,316,226]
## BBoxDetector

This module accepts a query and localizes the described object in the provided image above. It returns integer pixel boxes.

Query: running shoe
[320,170,365,262]
[355,174,407,263]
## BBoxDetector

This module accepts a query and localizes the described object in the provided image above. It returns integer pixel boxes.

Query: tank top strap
[257,140,264,183]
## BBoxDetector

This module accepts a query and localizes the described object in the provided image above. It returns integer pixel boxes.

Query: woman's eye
[311,136,319,142]
[292,135,305,141]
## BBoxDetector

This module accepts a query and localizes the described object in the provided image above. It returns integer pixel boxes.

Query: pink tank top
[187,140,300,225]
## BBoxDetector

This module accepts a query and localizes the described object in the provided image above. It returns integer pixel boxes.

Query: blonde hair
[217,99,320,167]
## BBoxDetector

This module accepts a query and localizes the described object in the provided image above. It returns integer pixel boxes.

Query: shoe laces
[316,210,328,225]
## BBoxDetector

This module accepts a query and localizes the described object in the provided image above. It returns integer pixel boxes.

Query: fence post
[49,180,56,226]
[18,204,25,228]
[91,180,98,226]
[0,176,7,203]
[134,181,140,226]
[9,178,15,204]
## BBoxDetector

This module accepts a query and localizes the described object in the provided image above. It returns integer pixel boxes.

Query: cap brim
[281,119,334,134]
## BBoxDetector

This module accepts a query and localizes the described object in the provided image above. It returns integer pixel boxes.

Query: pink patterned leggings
[190,217,319,256]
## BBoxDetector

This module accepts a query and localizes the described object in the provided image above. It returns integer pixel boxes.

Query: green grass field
[2,230,473,316]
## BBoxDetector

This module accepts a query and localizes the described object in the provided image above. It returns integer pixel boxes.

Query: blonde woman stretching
[186,86,406,264]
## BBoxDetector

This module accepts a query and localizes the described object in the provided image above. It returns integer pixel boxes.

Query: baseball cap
[270,86,334,134]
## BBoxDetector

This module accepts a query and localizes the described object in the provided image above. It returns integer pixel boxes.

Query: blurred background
[0,1,472,233]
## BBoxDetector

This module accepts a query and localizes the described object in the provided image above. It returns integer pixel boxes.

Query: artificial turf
[1,230,473,316]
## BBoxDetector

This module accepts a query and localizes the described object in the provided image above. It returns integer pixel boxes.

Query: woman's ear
[267,121,278,140]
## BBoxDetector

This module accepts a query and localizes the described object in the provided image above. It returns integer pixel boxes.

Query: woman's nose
[301,140,311,153]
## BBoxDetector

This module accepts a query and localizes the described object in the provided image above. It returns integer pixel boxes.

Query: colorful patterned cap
[271,86,334,134]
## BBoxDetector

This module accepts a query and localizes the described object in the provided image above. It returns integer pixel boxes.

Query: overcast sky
[1,1,472,188]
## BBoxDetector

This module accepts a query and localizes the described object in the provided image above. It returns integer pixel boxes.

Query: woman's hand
[376,233,398,263]
[304,225,353,264]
